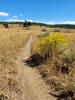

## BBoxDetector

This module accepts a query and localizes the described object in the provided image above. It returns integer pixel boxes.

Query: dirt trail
[14,36,55,100]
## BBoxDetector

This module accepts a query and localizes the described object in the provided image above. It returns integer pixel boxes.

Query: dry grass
[0,24,48,99]
[1,24,75,99]
[32,29,75,99]
[0,27,31,99]
[64,33,75,43]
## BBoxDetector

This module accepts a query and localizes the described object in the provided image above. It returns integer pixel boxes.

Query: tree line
[0,21,75,29]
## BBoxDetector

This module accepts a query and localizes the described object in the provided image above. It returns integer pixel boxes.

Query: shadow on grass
[24,53,44,67]
[50,90,75,100]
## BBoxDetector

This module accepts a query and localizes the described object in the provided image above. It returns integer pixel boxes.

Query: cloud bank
[7,18,24,22]
[48,21,75,25]
[13,16,18,19]
[0,12,9,16]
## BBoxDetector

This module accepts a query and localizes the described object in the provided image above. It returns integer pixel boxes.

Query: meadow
[0,23,47,99]
[0,25,31,99]
[0,23,75,99]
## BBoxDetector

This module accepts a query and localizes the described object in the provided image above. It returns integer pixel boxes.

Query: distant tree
[23,20,28,27]
[23,20,31,27]
[3,23,9,28]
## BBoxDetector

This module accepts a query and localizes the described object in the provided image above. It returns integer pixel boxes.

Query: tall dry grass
[0,29,30,99]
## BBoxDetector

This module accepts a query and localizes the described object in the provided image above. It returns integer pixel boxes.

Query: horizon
[0,0,75,24]
[0,21,75,26]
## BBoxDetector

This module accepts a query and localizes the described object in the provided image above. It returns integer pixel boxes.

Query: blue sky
[0,0,75,24]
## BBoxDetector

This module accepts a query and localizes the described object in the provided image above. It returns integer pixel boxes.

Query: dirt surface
[13,36,55,100]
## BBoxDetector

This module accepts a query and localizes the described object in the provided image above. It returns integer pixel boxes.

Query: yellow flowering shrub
[38,32,69,59]
[36,32,75,73]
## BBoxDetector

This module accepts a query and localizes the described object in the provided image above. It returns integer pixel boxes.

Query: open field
[0,23,75,99]
[0,27,31,99]
[0,24,52,100]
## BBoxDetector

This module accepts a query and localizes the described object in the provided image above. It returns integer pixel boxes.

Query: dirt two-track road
[13,36,55,100]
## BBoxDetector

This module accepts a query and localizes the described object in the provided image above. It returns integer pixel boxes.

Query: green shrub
[3,23,9,28]
[41,29,47,32]
[55,45,75,73]
[23,20,31,27]
[63,77,75,99]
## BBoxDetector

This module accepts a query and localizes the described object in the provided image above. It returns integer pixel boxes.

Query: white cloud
[60,21,75,24]
[13,16,18,18]
[8,19,33,22]
[48,21,56,25]
[27,19,33,22]
[19,14,23,17]
[7,18,24,22]
[48,21,75,25]
[0,12,9,16]
[1,17,75,25]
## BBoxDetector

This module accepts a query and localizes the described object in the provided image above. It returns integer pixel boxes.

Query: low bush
[3,23,9,28]
[38,32,68,59]
[41,29,47,32]
[53,29,60,32]
[23,21,31,27]
[36,32,75,74]
[60,78,75,100]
